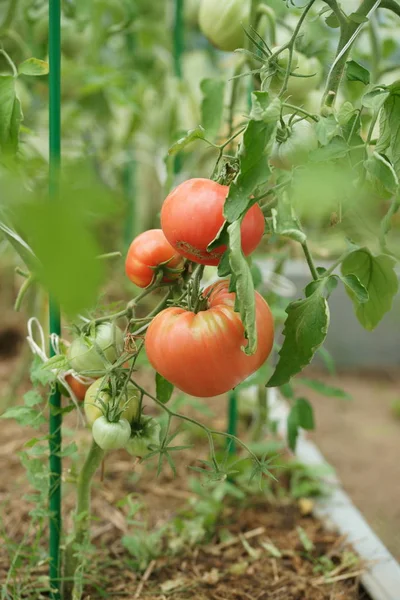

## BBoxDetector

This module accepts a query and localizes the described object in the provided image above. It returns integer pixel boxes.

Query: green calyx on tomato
[161,178,265,266]
[67,322,124,376]
[145,280,274,398]
[268,52,322,101]
[265,46,299,82]
[92,416,131,451]
[126,415,161,458]
[84,377,140,426]
[125,229,185,289]
[198,0,250,52]
[270,116,318,171]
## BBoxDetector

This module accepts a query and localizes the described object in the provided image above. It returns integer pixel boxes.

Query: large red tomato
[145,280,274,397]
[65,373,94,402]
[161,179,265,266]
[125,229,185,288]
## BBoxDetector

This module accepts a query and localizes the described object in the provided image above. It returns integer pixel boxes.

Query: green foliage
[155,372,174,404]
[200,78,225,140]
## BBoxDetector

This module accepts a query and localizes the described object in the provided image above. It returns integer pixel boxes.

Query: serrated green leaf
[156,372,174,404]
[349,12,369,24]
[1,406,46,428]
[325,12,340,28]
[223,92,276,223]
[250,91,281,123]
[362,88,390,111]
[200,78,225,140]
[18,58,49,77]
[309,136,349,162]
[338,101,355,126]
[341,249,398,330]
[23,390,43,407]
[346,60,370,85]
[299,377,351,400]
[364,152,398,196]
[168,126,205,156]
[217,249,231,277]
[315,115,339,146]
[0,75,22,154]
[271,195,306,244]
[227,220,257,355]
[339,273,369,304]
[267,290,330,387]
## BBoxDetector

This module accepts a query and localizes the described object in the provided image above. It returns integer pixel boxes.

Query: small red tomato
[161,178,265,266]
[145,280,274,397]
[125,229,185,288]
[65,373,94,402]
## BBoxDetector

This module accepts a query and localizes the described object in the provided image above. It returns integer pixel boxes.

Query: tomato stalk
[301,240,319,282]
[63,441,105,600]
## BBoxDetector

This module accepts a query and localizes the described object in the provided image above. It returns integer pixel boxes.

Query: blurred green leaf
[156,372,174,404]
[271,194,306,244]
[315,115,339,145]
[0,76,22,154]
[18,58,49,76]
[364,152,398,196]
[299,378,351,400]
[267,286,330,387]
[362,88,390,111]
[309,136,349,162]
[168,126,205,156]
[341,249,398,330]
[200,78,225,140]
[339,274,369,304]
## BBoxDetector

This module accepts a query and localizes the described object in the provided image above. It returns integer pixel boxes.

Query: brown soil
[0,352,369,600]
[303,368,400,561]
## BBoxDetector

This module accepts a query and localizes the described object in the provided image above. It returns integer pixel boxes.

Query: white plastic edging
[268,388,400,600]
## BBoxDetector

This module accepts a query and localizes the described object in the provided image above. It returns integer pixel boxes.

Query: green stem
[227,391,238,455]
[256,4,276,45]
[282,103,319,122]
[173,0,184,79]
[323,0,348,28]
[14,274,35,311]
[301,241,319,281]
[0,48,17,77]
[323,250,353,277]
[368,13,380,83]
[380,0,400,17]
[63,441,105,600]
[96,251,122,260]
[252,384,268,442]
[322,0,382,108]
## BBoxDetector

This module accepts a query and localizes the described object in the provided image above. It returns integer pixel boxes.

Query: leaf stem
[301,241,319,281]
[282,103,319,122]
[14,274,35,311]
[380,0,400,17]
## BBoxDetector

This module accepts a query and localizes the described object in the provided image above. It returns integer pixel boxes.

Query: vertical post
[173,0,184,174]
[48,1,62,598]
[227,391,238,455]
[123,33,137,249]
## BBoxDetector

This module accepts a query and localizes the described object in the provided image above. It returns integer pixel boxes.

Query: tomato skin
[92,417,131,450]
[67,323,124,375]
[145,280,274,397]
[199,0,250,52]
[84,377,140,426]
[161,179,265,266]
[126,415,161,457]
[270,52,322,100]
[270,118,318,171]
[65,374,94,402]
[125,229,185,288]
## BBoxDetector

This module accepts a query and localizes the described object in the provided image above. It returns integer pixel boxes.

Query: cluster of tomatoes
[65,178,274,453]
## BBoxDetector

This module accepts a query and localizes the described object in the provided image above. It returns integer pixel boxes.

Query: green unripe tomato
[126,415,161,458]
[92,416,131,450]
[270,118,318,171]
[84,377,140,426]
[273,46,299,80]
[198,0,250,52]
[67,323,124,375]
[270,52,321,100]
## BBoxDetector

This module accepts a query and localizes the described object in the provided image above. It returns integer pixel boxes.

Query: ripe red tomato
[145,280,274,397]
[65,373,94,402]
[125,229,185,288]
[161,179,265,266]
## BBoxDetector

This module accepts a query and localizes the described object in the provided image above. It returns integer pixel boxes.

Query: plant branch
[0,0,18,35]
[323,0,348,27]
[301,241,319,281]
[380,0,400,17]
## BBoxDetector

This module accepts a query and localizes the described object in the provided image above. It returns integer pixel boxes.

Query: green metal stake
[173,0,184,174]
[227,391,238,455]
[48,1,62,597]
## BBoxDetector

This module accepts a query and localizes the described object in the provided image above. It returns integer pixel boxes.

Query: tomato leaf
[341,248,398,330]
[200,78,225,140]
[0,75,22,154]
[287,404,300,451]
[156,372,174,404]
[18,58,49,76]
[223,91,277,223]
[348,12,369,24]
[271,194,306,244]
[315,115,339,146]
[378,89,400,178]
[346,60,370,85]
[267,286,330,387]
[299,378,351,400]
[309,136,349,162]
[250,92,281,123]
[362,88,390,112]
[339,273,369,304]
[227,220,257,356]
[1,406,47,429]
[168,126,205,156]
[364,152,399,196]
[337,101,355,126]
[286,397,315,452]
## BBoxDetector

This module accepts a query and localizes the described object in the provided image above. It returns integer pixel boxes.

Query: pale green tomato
[92,417,131,450]
[272,46,299,80]
[185,0,201,26]
[126,415,161,458]
[271,52,322,100]
[67,323,124,375]
[270,118,318,171]
[84,377,140,426]
[199,0,250,52]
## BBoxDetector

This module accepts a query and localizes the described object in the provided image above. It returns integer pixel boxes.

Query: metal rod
[48,0,62,597]
[173,0,184,174]
[227,391,238,455]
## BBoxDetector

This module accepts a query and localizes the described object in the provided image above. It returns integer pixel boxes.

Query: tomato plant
[161,178,265,265]
[125,229,185,288]
[270,117,318,171]
[92,416,131,450]
[198,0,249,52]
[127,415,161,457]
[84,377,140,425]
[145,280,274,397]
